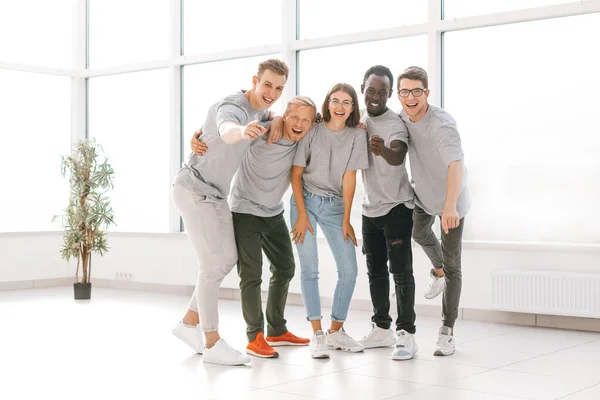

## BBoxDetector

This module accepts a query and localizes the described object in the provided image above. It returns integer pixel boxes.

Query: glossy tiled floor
[1,287,600,400]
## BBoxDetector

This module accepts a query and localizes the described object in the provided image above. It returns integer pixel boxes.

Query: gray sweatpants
[412,205,464,328]
[172,184,238,332]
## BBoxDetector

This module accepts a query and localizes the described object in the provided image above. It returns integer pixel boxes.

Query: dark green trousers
[232,211,296,342]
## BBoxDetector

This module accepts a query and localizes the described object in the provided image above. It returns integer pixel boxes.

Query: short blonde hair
[285,95,317,114]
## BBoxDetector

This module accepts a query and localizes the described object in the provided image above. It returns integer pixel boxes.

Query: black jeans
[362,203,415,333]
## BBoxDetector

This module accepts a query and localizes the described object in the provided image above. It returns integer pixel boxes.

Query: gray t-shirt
[173,91,269,202]
[361,109,415,218]
[230,134,300,217]
[400,105,471,218]
[293,122,369,197]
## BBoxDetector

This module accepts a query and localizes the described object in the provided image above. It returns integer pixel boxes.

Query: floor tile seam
[555,382,600,400]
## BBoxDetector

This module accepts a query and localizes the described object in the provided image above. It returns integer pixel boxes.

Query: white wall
[2,232,599,311]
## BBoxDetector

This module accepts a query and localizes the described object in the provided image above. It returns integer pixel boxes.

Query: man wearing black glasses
[396,66,471,357]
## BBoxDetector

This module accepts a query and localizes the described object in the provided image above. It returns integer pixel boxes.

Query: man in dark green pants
[191,96,316,358]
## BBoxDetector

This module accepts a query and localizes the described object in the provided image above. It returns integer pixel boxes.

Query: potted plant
[53,138,115,300]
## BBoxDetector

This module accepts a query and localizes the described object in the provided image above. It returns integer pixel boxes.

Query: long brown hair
[321,83,360,128]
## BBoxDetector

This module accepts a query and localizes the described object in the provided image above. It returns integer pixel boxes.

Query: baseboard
[2,278,599,332]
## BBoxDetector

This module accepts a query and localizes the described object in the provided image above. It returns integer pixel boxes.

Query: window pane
[299,0,427,39]
[89,70,170,232]
[183,55,285,229]
[0,70,71,231]
[444,0,579,19]
[299,37,428,235]
[89,0,170,68]
[183,54,283,145]
[184,0,281,55]
[444,14,600,244]
[0,0,74,68]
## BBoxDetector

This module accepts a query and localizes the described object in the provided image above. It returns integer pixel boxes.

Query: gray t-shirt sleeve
[292,133,311,168]
[216,102,248,131]
[346,128,369,171]
[216,103,270,133]
[390,119,409,145]
[436,125,464,167]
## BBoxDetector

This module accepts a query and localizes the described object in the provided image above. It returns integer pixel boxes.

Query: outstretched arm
[219,120,267,145]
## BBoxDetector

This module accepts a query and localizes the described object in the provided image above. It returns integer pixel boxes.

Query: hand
[290,217,314,245]
[342,222,357,246]
[358,122,368,133]
[314,112,323,123]
[441,206,460,234]
[243,120,267,140]
[190,129,208,156]
[266,116,283,144]
[369,135,384,156]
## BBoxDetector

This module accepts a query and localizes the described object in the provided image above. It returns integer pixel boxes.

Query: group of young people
[170,58,470,366]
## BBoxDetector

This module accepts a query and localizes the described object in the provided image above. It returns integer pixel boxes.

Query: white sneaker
[392,330,418,360]
[326,328,364,353]
[203,339,251,365]
[171,321,205,354]
[424,269,445,299]
[434,326,455,356]
[310,330,330,359]
[359,323,396,349]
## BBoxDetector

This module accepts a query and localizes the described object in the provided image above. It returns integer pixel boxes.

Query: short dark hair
[362,65,394,89]
[321,83,361,128]
[397,66,428,90]
[257,59,289,80]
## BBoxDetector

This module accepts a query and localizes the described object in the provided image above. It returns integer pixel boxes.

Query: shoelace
[436,334,450,347]
[396,332,408,347]
[219,340,243,355]
[362,324,379,340]
[315,334,326,346]
[337,331,359,346]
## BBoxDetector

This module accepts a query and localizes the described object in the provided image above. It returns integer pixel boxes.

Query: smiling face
[251,69,286,110]
[282,104,315,142]
[327,90,354,123]
[362,74,392,117]
[398,78,429,122]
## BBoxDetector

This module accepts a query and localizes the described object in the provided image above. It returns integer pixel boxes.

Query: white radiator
[491,270,600,318]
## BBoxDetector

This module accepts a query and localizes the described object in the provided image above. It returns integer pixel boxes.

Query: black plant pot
[74,283,92,300]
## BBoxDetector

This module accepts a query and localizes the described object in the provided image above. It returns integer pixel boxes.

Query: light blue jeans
[290,190,358,322]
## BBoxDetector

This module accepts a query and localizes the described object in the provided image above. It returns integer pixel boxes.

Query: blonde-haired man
[190,96,317,359]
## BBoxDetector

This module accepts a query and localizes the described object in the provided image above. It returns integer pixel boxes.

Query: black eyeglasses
[398,88,427,98]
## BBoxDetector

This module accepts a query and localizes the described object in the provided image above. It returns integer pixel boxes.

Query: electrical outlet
[115,272,133,281]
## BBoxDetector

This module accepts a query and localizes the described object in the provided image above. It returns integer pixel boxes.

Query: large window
[89,0,170,68]
[183,54,283,147]
[0,70,71,232]
[0,0,74,68]
[88,69,170,232]
[184,1,281,55]
[298,0,427,39]
[444,0,579,19]
[299,37,428,234]
[444,13,600,244]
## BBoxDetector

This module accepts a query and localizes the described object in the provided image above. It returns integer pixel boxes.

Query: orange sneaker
[266,331,310,347]
[246,332,279,358]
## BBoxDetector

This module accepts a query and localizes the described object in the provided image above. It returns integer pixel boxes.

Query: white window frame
[1,0,599,249]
